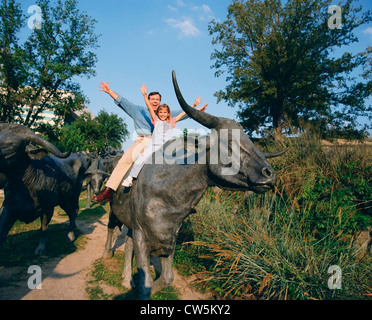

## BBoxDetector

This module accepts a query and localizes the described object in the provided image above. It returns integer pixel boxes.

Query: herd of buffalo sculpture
[0,130,121,252]
[0,124,84,254]
[0,71,287,299]
[83,151,122,209]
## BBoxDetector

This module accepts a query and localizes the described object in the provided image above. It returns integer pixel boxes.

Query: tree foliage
[209,0,372,137]
[41,110,130,154]
[0,0,100,128]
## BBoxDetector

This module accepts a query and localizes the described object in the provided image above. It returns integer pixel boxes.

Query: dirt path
[0,211,211,300]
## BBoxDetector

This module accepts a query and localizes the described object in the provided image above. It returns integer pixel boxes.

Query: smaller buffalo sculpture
[0,173,6,190]
[103,71,288,299]
[0,123,86,254]
[84,152,122,209]
[84,157,110,209]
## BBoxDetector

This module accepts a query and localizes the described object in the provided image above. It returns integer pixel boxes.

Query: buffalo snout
[262,166,275,179]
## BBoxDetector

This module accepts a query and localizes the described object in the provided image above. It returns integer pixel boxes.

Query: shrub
[270,135,372,237]
[183,190,371,300]
[176,135,372,300]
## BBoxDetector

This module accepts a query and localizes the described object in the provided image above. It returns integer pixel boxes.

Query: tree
[209,0,372,137]
[0,0,25,121]
[0,0,99,129]
[41,110,130,154]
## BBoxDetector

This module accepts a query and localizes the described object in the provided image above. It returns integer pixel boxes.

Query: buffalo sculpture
[0,173,6,190]
[84,156,110,209]
[84,152,122,209]
[103,71,287,299]
[0,123,86,254]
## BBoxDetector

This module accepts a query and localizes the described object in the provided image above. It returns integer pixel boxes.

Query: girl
[122,84,207,187]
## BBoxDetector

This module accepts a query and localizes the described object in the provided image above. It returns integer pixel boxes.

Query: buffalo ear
[26,145,48,160]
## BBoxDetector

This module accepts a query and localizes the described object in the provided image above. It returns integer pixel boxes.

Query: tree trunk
[271,100,283,139]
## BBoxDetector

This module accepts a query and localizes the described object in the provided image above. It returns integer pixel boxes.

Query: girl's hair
[156,104,171,122]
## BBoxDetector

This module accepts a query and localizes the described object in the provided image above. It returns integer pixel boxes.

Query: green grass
[173,136,372,300]
[0,218,86,268]
[185,190,371,300]
[86,252,180,300]
[0,195,108,268]
[2,136,371,300]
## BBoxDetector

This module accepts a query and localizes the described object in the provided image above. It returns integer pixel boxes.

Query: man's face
[149,94,161,110]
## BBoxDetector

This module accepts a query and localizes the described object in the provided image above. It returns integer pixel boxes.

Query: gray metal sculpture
[84,152,122,209]
[84,157,110,209]
[0,173,6,190]
[0,123,86,254]
[103,71,288,299]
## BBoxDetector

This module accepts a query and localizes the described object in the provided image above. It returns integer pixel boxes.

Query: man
[92,81,191,204]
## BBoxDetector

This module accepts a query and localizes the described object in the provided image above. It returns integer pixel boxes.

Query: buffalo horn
[172,71,219,129]
[264,147,289,159]
[27,133,71,159]
[85,169,110,177]
[0,123,71,159]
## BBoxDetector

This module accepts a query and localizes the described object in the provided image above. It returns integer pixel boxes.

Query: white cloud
[176,0,186,7]
[166,18,201,38]
[192,4,215,22]
[200,4,212,15]
[363,27,372,36]
[168,5,178,12]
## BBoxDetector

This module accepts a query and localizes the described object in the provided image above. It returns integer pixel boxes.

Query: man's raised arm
[99,81,119,101]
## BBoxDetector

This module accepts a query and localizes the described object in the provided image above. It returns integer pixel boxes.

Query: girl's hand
[140,84,148,96]
[198,103,208,112]
[193,97,202,107]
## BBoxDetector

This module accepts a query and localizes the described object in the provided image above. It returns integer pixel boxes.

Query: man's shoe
[92,187,113,204]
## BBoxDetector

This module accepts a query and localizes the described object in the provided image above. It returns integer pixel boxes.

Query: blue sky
[77,0,236,149]
[20,0,372,149]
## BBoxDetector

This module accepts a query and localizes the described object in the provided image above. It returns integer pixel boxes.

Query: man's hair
[148,91,162,101]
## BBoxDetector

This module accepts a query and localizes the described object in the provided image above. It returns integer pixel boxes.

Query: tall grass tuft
[178,135,372,300]
[269,134,372,236]
[185,190,371,300]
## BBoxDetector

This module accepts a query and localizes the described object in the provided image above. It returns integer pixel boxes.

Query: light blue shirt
[115,95,187,136]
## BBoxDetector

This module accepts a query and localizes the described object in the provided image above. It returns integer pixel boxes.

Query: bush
[182,190,371,300]
[270,135,372,237]
[175,135,372,300]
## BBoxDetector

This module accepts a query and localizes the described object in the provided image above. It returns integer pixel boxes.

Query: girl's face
[157,107,169,121]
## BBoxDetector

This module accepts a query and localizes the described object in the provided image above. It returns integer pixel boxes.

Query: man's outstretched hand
[99,81,118,100]
[99,81,111,94]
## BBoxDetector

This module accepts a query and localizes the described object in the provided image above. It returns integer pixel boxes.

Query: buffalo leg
[151,249,175,295]
[85,183,91,209]
[103,227,115,259]
[60,202,78,242]
[66,208,78,242]
[35,209,53,255]
[0,207,17,246]
[103,211,122,259]
[133,230,153,300]
[122,235,134,289]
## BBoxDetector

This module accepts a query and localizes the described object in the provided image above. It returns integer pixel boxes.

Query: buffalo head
[172,71,287,193]
[85,158,110,195]
[0,123,71,172]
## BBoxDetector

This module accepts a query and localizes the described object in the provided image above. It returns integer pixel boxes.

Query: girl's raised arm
[173,97,207,123]
[140,84,157,121]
